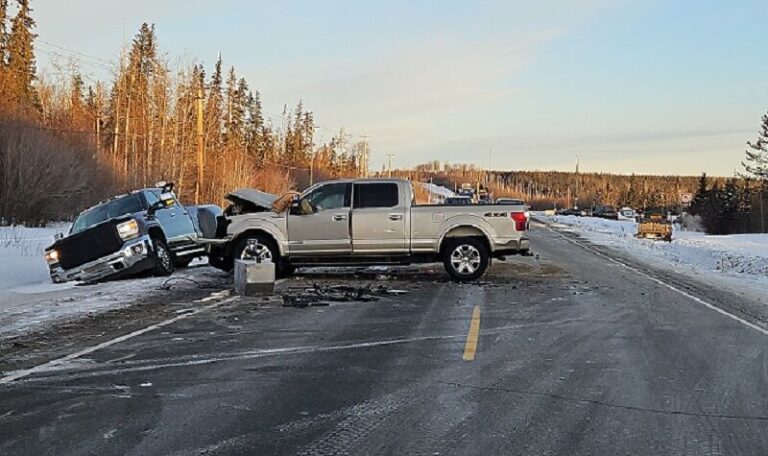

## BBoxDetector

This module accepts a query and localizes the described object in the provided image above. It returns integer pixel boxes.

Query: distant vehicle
[617,207,637,221]
[593,206,619,220]
[637,208,673,241]
[496,198,525,206]
[556,208,582,217]
[203,178,531,281]
[44,183,219,283]
[444,196,473,206]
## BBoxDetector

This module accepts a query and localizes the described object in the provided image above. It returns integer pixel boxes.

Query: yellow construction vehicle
[637,209,673,241]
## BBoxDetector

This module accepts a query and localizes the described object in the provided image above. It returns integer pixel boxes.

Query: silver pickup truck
[206,178,530,281]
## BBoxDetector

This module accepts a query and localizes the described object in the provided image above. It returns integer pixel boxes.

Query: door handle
[169,212,176,217]
[389,214,403,221]
[333,215,347,221]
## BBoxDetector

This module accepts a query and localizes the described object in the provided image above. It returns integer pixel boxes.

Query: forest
[0,1,367,224]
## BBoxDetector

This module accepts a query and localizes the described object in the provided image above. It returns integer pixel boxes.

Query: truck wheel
[442,238,489,282]
[232,234,292,278]
[174,257,193,268]
[152,238,175,276]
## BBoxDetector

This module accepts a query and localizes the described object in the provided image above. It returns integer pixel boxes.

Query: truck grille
[56,222,123,270]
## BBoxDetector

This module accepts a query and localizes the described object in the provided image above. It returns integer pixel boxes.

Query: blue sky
[33,0,768,176]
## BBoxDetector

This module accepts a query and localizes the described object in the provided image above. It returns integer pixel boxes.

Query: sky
[31,0,768,177]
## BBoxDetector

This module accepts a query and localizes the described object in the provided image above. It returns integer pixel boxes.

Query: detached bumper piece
[49,236,155,283]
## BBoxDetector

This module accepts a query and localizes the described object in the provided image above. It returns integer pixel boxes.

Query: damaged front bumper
[48,235,155,283]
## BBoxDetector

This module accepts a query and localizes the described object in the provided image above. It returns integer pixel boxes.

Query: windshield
[70,194,144,234]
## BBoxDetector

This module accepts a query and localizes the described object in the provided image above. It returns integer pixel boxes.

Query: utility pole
[387,153,394,178]
[195,86,204,204]
[575,154,580,209]
[361,135,369,178]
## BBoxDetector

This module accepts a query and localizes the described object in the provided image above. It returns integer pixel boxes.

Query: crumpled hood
[225,188,277,209]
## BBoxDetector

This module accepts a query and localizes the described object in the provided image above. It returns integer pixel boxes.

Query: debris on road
[281,284,407,308]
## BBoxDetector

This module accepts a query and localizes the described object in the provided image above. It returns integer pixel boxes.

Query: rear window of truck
[353,183,399,208]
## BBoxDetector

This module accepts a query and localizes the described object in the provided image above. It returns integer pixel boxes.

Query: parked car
[593,205,619,220]
[204,178,531,281]
[617,207,637,221]
[44,183,220,283]
[496,198,525,206]
[444,196,473,206]
[556,208,582,216]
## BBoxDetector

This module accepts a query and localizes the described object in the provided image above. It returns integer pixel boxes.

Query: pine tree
[743,109,768,179]
[6,0,38,114]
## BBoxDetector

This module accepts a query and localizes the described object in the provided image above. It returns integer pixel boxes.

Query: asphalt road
[3,225,768,455]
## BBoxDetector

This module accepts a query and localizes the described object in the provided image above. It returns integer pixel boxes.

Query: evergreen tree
[743,109,768,179]
[6,0,38,114]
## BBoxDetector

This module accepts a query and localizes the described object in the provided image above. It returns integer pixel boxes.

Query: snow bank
[0,225,224,340]
[536,213,768,284]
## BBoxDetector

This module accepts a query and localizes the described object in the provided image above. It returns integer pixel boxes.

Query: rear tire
[174,257,193,268]
[152,238,175,276]
[442,237,489,282]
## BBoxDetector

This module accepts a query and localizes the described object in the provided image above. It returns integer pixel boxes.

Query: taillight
[511,211,527,231]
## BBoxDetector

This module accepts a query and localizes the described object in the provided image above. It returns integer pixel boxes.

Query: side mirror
[289,197,313,215]
[54,232,64,241]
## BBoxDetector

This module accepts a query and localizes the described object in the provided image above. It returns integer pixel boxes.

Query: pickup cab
[207,178,530,281]
[45,184,221,283]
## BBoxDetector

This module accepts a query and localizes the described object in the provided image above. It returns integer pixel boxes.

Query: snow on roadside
[535,213,768,291]
[0,225,225,340]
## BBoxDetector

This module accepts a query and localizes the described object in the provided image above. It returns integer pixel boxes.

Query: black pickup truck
[44,184,221,283]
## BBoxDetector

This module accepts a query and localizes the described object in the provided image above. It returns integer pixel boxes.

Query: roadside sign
[680,193,693,205]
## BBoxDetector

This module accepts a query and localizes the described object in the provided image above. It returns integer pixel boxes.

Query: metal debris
[281,283,406,308]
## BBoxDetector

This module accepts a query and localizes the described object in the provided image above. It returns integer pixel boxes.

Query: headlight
[117,219,139,240]
[45,250,59,264]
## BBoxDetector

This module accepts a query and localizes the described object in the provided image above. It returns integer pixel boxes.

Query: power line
[37,39,116,66]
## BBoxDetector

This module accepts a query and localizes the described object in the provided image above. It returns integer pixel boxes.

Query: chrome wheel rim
[157,244,172,270]
[450,244,481,275]
[241,239,274,262]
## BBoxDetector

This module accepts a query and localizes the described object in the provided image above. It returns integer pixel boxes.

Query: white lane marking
[0,291,236,384]
[9,333,465,383]
[541,222,768,337]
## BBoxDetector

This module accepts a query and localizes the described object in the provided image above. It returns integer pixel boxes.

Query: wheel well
[440,227,491,255]
[147,226,166,244]
[228,229,280,257]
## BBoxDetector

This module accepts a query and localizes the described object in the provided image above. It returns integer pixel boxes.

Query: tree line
[0,1,368,224]
[688,111,768,234]
[401,164,722,211]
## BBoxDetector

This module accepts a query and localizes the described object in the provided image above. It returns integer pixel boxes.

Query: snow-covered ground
[0,225,222,340]
[536,214,768,294]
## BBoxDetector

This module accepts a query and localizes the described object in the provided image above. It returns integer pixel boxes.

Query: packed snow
[536,213,768,293]
[0,225,220,340]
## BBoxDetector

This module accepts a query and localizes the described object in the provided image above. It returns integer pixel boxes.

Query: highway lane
[2,226,768,455]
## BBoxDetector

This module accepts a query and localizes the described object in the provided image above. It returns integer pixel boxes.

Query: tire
[208,255,233,272]
[152,238,175,276]
[442,237,489,282]
[232,233,292,278]
[173,257,193,268]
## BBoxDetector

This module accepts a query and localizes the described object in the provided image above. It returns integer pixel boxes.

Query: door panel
[287,183,351,256]
[351,183,407,255]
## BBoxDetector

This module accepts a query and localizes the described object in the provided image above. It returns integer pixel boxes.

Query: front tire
[152,238,175,276]
[442,238,489,282]
[232,234,292,278]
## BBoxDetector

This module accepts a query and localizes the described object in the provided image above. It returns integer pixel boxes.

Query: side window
[305,183,351,212]
[353,183,399,209]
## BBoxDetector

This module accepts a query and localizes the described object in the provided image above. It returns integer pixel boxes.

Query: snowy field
[0,225,222,340]
[536,213,768,295]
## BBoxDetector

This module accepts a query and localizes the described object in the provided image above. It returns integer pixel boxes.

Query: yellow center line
[463,306,482,361]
